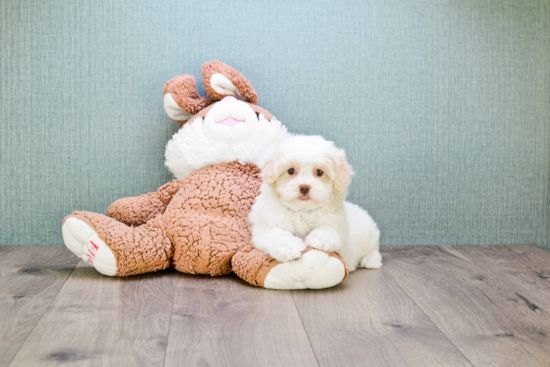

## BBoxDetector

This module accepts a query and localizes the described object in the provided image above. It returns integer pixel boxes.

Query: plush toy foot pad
[62,217,117,276]
[264,249,346,290]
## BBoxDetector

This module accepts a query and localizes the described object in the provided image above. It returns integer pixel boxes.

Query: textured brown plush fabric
[182,104,214,127]
[63,162,349,286]
[164,162,262,275]
[163,74,213,119]
[63,211,173,276]
[107,180,183,226]
[231,244,280,287]
[63,162,272,281]
[202,60,259,104]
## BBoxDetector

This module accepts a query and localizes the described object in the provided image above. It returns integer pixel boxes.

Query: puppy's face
[262,136,354,211]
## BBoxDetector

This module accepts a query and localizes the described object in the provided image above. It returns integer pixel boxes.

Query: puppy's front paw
[270,237,306,263]
[305,227,342,252]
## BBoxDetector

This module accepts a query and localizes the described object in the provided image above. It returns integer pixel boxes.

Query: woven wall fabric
[1,0,549,249]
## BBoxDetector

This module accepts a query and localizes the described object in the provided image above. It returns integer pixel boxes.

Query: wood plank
[455,245,550,313]
[383,246,550,367]
[9,261,176,367]
[291,266,472,367]
[164,274,319,367]
[0,246,79,367]
[505,245,550,279]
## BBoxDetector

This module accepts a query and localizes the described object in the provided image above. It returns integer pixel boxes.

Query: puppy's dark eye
[288,168,295,175]
[316,170,324,177]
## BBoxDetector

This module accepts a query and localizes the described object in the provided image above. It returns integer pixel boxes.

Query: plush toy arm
[107,180,182,226]
[232,246,349,289]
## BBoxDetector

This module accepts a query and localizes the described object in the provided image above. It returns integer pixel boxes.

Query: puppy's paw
[305,227,342,253]
[360,251,383,269]
[270,237,306,263]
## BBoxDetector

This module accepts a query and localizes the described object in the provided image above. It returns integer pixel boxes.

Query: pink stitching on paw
[86,241,99,264]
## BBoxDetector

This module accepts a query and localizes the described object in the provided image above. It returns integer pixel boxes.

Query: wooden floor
[1,246,550,367]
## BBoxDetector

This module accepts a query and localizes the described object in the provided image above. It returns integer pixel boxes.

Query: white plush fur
[164,99,288,179]
[249,135,382,271]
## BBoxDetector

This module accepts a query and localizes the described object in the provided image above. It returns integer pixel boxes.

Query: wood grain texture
[9,261,176,367]
[505,245,550,279]
[456,245,550,313]
[292,267,472,367]
[383,246,550,367]
[164,274,318,367]
[0,246,79,367]
[4,245,550,366]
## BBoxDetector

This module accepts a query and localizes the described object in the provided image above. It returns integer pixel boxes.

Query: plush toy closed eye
[61,61,349,289]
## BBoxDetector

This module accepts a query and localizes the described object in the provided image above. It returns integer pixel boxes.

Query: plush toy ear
[202,61,259,104]
[332,148,355,193]
[163,75,213,124]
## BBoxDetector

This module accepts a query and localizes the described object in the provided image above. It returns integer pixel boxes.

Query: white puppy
[248,135,382,272]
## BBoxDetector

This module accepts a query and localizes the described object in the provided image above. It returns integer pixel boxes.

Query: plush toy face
[162,61,288,180]
[202,96,264,143]
[163,60,272,126]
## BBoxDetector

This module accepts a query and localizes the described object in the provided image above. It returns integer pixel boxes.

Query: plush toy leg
[62,216,117,276]
[232,246,349,290]
[62,211,173,276]
[106,180,183,226]
[168,213,251,276]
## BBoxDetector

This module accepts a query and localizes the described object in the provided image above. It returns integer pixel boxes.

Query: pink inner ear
[217,117,243,127]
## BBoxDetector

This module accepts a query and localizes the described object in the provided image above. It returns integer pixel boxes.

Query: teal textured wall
[1,0,549,249]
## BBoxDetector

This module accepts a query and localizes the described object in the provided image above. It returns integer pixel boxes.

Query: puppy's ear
[202,61,259,104]
[261,159,279,184]
[332,148,354,193]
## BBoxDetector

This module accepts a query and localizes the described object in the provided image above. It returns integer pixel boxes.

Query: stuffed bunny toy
[61,61,348,289]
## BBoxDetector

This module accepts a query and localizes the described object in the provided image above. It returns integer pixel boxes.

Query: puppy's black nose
[299,185,310,195]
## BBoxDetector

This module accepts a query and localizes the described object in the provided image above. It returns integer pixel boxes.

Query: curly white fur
[249,135,382,271]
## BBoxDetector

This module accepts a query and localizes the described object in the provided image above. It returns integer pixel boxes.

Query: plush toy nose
[299,185,310,195]
[222,96,237,103]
